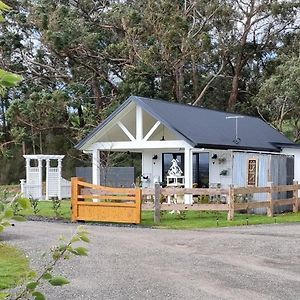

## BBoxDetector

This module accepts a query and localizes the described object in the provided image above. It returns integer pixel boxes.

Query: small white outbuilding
[20,154,71,200]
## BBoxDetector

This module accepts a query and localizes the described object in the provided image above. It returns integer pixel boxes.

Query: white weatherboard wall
[142,149,235,189]
[142,150,163,187]
[208,150,233,188]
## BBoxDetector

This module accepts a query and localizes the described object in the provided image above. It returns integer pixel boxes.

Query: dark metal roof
[76,95,296,152]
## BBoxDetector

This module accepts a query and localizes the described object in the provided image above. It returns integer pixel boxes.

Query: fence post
[293,180,299,213]
[267,182,274,217]
[135,188,142,224]
[227,184,234,221]
[71,177,83,222]
[154,182,161,223]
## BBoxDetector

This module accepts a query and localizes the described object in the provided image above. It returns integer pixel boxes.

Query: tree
[256,54,300,141]
[220,0,300,111]
[0,1,23,92]
[0,0,299,184]
[0,1,23,153]
[107,0,225,103]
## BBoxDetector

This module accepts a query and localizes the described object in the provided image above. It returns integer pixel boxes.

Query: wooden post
[71,177,83,222]
[267,182,274,217]
[227,184,234,221]
[135,188,142,224]
[293,180,299,213]
[154,182,161,223]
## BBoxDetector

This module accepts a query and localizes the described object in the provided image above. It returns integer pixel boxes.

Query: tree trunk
[228,55,244,111]
[77,104,85,127]
[31,127,36,155]
[228,1,254,111]
[91,77,103,112]
[193,60,225,106]
[39,132,43,154]
[0,98,7,141]
[192,57,198,99]
[228,71,240,111]
[175,63,184,102]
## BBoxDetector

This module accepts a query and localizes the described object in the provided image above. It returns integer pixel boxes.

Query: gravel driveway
[2,222,300,300]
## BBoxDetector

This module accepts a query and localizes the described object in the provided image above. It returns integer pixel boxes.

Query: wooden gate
[71,177,142,224]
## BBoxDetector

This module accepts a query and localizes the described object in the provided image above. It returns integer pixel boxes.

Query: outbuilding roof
[76,95,295,152]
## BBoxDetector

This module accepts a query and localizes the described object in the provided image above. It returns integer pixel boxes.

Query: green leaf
[48,276,70,286]
[12,215,26,222]
[73,247,88,256]
[52,251,60,260]
[79,234,90,243]
[42,272,52,280]
[0,1,11,11]
[32,291,46,300]
[26,281,38,291]
[29,270,37,278]
[17,197,31,209]
[0,69,23,87]
[0,225,4,232]
[0,203,4,212]
[70,236,80,243]
[1,221,10,227]
[4,208,13,218]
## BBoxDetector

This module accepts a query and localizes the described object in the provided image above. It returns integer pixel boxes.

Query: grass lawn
[21,200,71,219]
[0,244,31,298]
[17,200,300,229]
[142,210,300,229]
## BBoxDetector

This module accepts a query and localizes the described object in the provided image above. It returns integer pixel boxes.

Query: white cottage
[76,96,300,204]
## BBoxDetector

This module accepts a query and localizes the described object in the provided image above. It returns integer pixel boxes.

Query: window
[247,159,258,186]
[193,153,209,188]
[162,153,184,182]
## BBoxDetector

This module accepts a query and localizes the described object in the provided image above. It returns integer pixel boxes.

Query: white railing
[20,177,71,200]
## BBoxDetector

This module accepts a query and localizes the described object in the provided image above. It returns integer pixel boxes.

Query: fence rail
[142,182,300,222]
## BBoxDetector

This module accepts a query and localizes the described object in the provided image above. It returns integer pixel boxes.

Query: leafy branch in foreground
[0,194,30,232]
[0,0,10,22]
[9,226,90,300]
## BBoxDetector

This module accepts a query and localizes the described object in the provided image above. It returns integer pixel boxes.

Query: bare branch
[192,59,225,106]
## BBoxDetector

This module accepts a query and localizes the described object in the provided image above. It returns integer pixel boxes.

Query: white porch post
[38,159,43,199]
[20,179,26,196]
[45,159,50,200]
[184,147,193,204]
[136,105,143,141]
[57,159,62,200]
[22,158,30,198]
[25,158,30,183]
[92,149,101,185]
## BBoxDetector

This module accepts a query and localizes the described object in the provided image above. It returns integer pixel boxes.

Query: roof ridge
[132,95,260,120]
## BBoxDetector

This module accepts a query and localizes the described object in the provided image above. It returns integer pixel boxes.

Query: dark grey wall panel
[75,167,135,188]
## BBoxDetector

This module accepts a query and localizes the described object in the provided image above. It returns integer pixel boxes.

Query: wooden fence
[71,177,142,224]
[142,182,300,222]
[71,177,299,224]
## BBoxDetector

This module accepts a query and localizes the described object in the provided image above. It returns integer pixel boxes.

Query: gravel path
[2,222,300,300]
